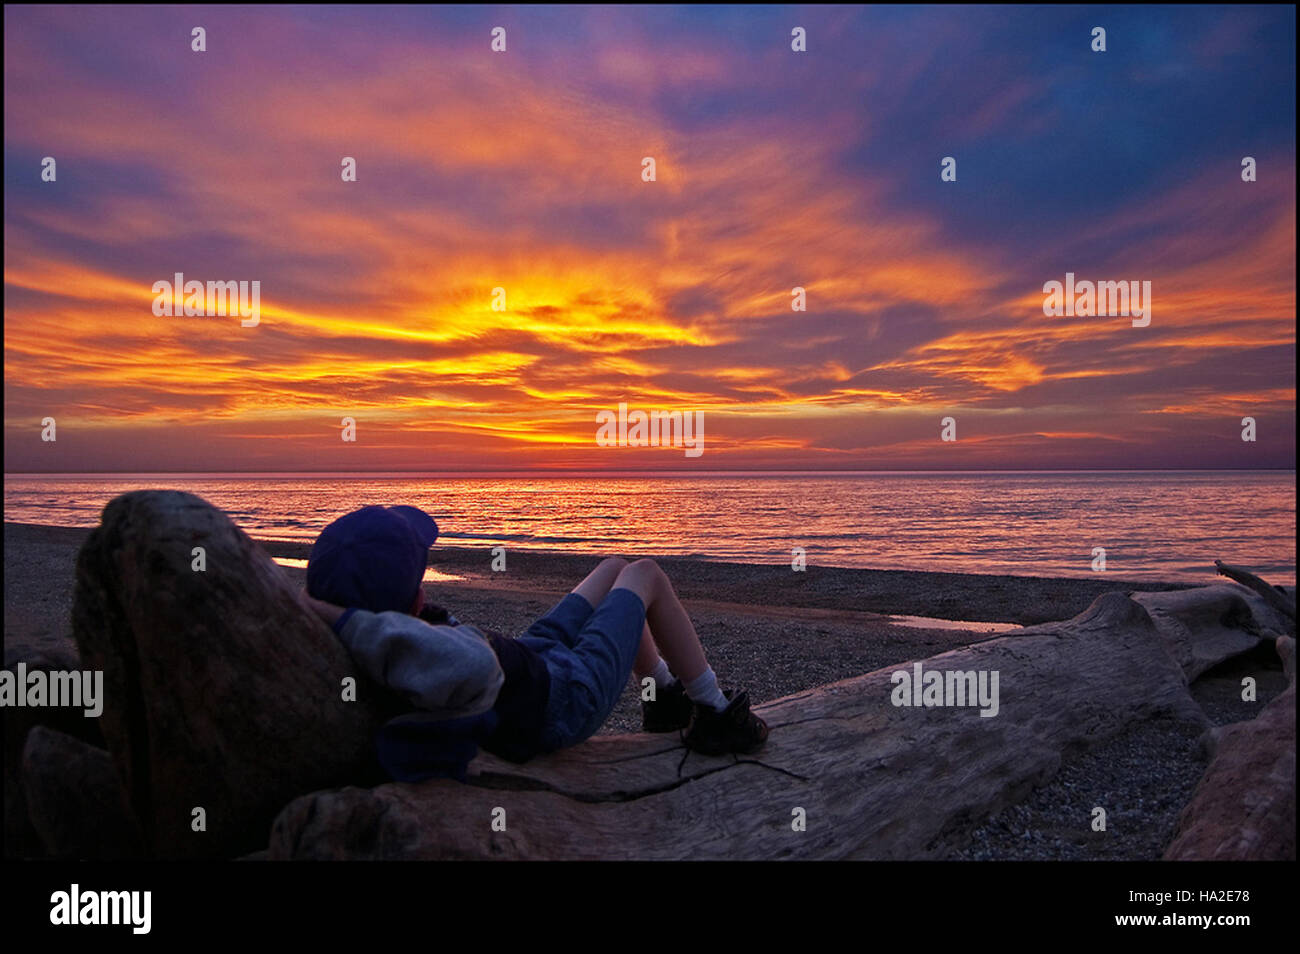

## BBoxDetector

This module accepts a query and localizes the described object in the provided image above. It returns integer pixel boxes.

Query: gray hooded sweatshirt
[334,608,505,718]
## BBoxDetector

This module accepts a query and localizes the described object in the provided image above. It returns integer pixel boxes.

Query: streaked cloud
[4,5,1294,471]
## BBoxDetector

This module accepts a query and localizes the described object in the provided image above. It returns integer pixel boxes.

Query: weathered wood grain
[1214,560,1296,624]
[1130,585,1271,682]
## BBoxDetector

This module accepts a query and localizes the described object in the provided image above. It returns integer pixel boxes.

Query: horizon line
[5,467,1297,479]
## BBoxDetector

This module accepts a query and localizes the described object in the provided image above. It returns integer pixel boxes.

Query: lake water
[3,471,1295,583]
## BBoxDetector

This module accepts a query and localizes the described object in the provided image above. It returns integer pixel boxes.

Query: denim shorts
[516,588,647,752]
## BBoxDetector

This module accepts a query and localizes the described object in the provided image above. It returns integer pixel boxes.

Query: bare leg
[632,624,659,678]
[570,556,628,607]
[612,559,708,683]
[574,558,666,680]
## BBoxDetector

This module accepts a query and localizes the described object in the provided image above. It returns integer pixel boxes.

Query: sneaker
[642,679,694,732]
[683,689,769,755]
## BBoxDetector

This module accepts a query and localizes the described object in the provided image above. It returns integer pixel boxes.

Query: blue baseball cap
[306,505,439,613]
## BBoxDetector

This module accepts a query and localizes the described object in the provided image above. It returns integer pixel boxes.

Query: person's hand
[302,592,346,626]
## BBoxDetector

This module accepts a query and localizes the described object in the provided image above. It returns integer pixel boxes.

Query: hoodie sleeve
[334,610,504,718]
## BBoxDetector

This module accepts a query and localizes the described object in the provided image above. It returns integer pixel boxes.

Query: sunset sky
[4,4,1295,472]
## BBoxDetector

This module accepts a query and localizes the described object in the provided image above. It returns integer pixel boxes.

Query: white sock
[648,657,675,690]
[683,666,728,711]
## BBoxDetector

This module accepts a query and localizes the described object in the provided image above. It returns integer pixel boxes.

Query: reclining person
[301,505,768,781]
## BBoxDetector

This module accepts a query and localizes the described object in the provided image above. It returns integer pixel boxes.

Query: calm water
[3,471,1295,583]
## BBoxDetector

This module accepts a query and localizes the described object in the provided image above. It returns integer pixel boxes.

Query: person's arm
[304,593,503,717]
[418,602,460,627]
[303,593,347,627]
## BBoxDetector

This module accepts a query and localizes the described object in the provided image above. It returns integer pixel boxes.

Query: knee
[611,564,670,608]
[627,558,667,589]
[597,556,630,573]
[611,558,665,601]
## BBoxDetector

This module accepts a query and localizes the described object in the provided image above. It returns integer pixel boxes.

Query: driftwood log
[71,490,402,859]
[1214,560,1297,624]
[1129,585,1283,681]
[270,589,1250,860]
[54,490,1293,860]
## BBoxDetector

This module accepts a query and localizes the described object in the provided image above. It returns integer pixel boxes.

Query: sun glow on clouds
[2,6,1294,471]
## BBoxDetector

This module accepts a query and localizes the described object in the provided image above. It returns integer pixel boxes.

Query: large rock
[72,490,400,858]
[21,726,144,859]
[1164,636,1296,861]
[270,592,1205,860]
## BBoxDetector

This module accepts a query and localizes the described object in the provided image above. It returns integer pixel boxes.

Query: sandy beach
[3,520,1288,860]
